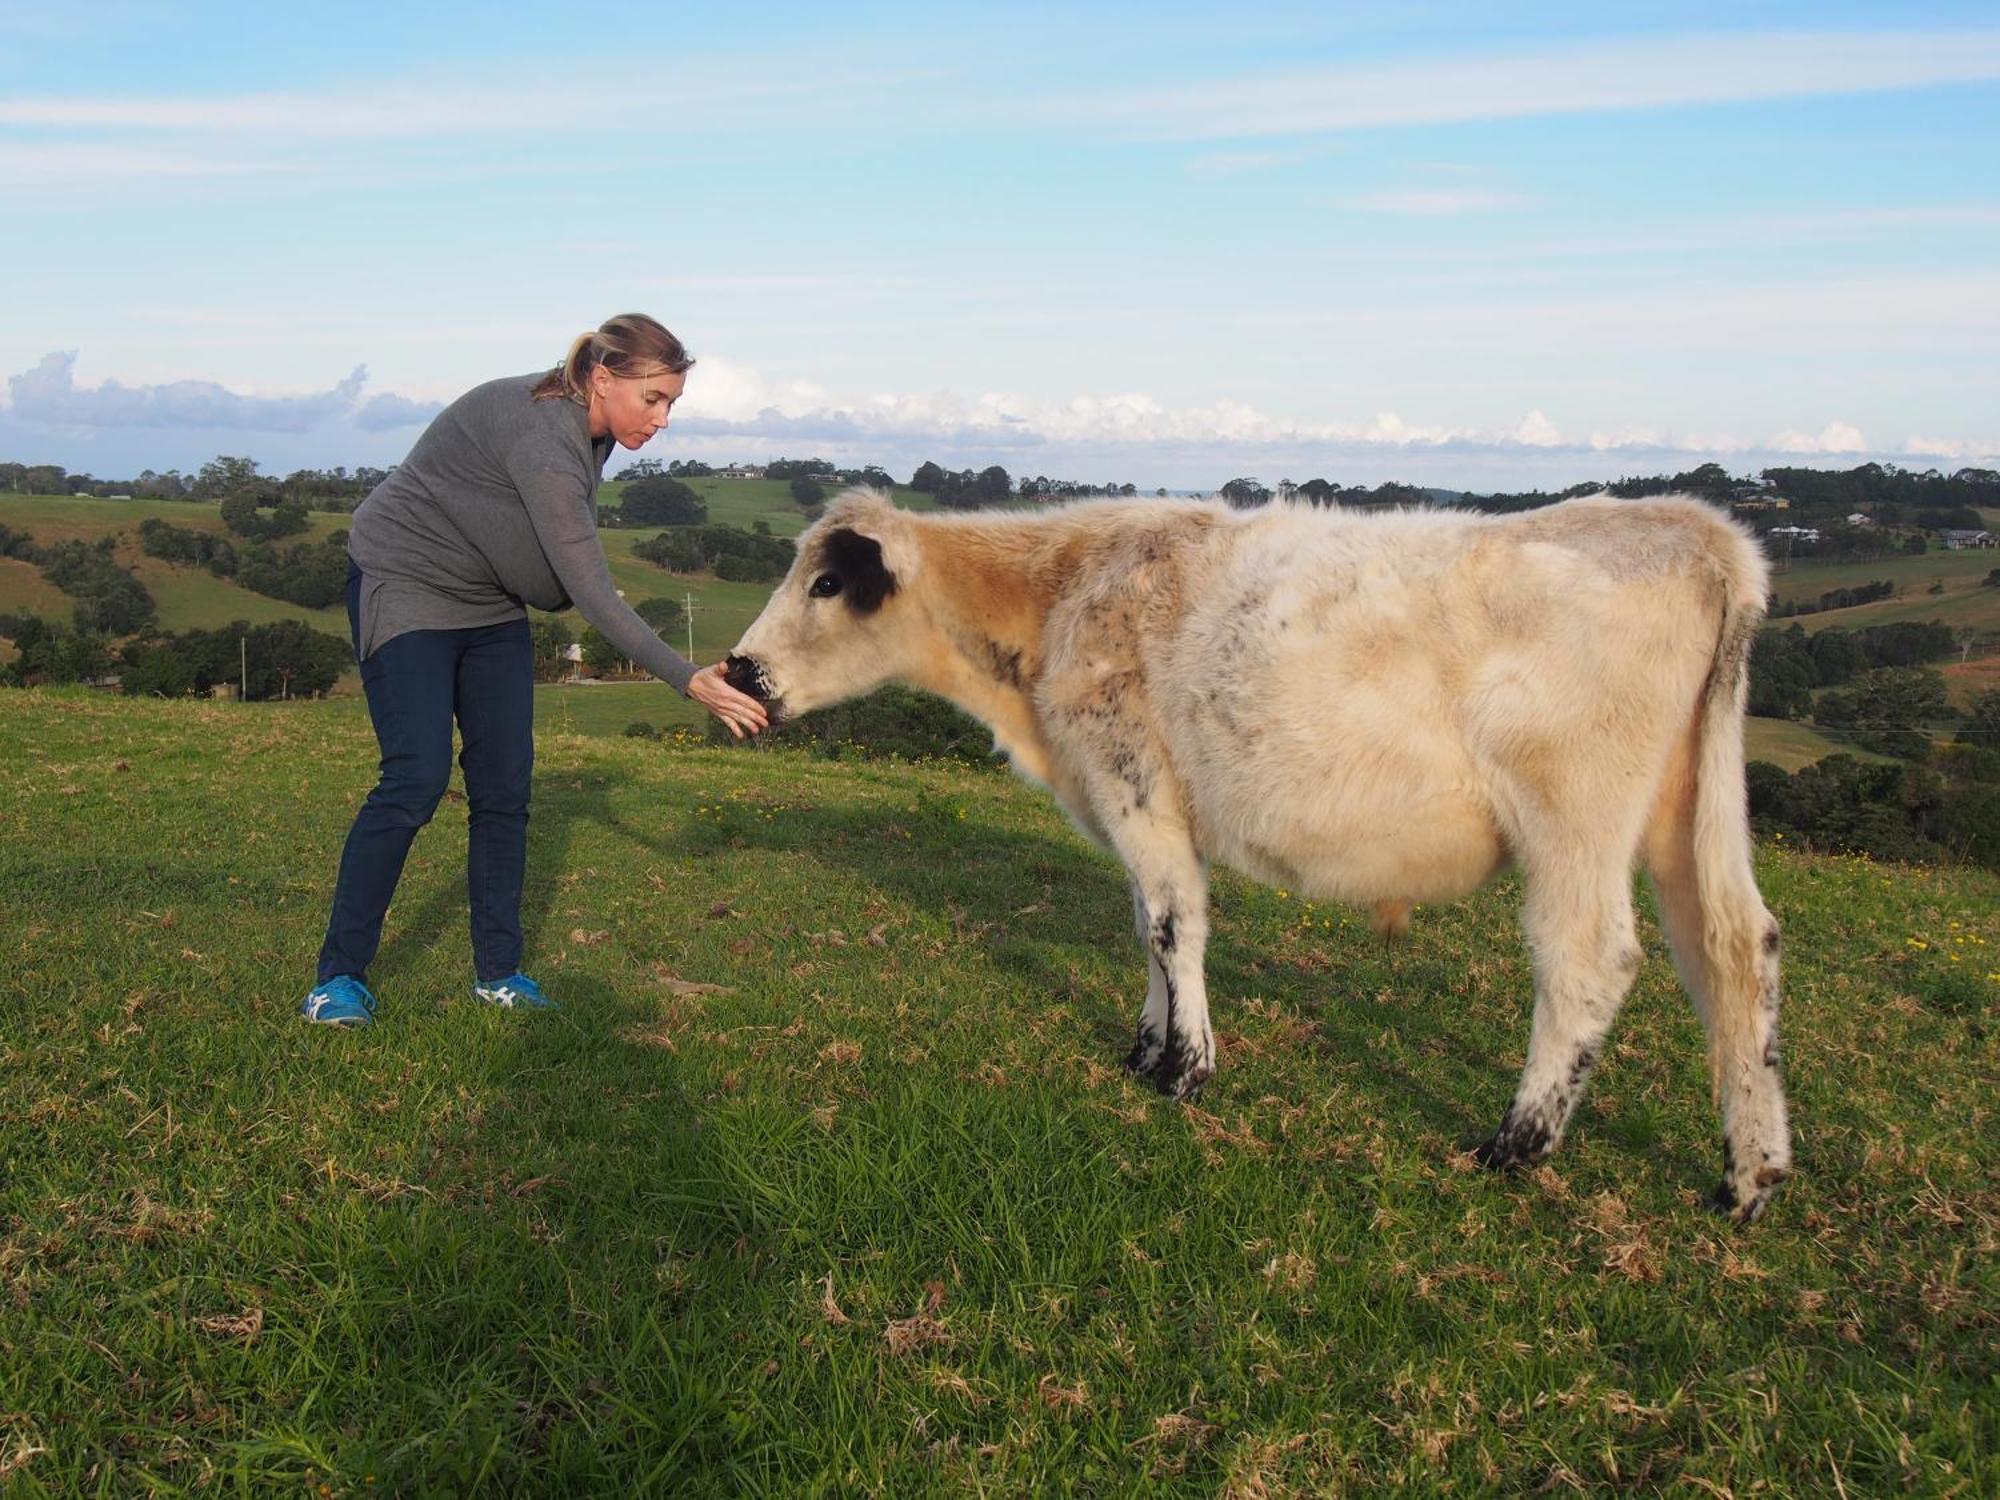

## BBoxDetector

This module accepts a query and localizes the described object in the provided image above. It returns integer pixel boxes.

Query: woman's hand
[687,663,770,740]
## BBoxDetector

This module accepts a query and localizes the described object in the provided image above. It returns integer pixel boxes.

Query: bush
[713,683,997,766]
[633,522,794,581]
[115,620,352,700]
[119,643,198,698]
[138,516,237,573]
[0,614,113,686]
[714,552,781,583]
[623,721,659,740]
[233,536,348,608]
[219,485,310,541]
[529,618,575,682]
[633,596,685,631]
[619,476,707,527]
[37,539,157,636]
[1746,752,2000,870]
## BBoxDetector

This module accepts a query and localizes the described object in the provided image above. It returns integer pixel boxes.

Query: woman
[301,314,767,1025]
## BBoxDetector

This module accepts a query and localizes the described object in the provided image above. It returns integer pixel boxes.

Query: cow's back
[1060,496,1749,906]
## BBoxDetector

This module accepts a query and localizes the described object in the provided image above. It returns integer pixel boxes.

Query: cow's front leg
[1109,817,1213,1100]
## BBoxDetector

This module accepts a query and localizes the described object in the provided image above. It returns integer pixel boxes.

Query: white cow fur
[728,489,1792,1221]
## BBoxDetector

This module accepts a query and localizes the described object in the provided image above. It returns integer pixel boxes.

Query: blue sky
[4,1,1997,491]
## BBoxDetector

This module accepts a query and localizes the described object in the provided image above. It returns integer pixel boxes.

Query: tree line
[2,454,391,509]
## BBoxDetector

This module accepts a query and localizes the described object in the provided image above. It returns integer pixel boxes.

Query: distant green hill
[0,486,826,675]
[1767,545,2000,639]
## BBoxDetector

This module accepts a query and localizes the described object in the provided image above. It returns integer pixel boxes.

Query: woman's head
[532,313,694,450]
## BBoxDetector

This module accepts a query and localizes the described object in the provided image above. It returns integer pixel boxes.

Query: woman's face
[588,365,687,449]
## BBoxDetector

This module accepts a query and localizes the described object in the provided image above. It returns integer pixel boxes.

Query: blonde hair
[531,313,694,404]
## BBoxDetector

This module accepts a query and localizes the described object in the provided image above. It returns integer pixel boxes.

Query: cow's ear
[822,527,899,614]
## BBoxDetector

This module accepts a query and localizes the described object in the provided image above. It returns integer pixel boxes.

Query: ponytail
[531,314,692,404]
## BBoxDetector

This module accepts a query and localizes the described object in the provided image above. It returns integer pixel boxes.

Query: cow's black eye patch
[809,574,842,599]
[820,528,898,614]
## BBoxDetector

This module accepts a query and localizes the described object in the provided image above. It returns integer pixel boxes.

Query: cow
[724,488,1792,1222]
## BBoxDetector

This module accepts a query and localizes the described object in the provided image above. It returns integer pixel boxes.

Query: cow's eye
[809,574,842,599]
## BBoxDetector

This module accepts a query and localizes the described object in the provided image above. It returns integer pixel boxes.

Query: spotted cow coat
[727,489,1791,1222]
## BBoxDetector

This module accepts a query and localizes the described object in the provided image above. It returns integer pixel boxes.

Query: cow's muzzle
[723,653,787,721]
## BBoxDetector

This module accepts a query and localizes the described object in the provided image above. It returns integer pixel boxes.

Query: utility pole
[240,635,247,702]
[684,591,696,663]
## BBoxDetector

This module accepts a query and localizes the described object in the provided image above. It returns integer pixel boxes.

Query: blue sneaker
[472,973,558,1010]
[300,974,376,1027]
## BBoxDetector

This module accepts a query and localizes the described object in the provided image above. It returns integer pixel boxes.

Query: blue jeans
[318,565,535,984]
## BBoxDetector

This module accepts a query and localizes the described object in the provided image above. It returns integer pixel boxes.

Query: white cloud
[8,351,1995,488]
[0,58,884,143]
[1513,411,1564,447]
[1770,422,1868,454]
[6,352,437,432]
[1052,29,2000,140]
[1901,434,2000,462]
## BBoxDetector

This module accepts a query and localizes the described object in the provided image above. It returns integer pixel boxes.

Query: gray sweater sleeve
[505,446,700,695]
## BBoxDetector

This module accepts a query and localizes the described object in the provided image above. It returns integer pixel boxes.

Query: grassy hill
[0,490,809,683]
[1,691,1993,1494]
[1741,716,1894,771]
[602,475,936,538]
[8,490,1995,736]
[1767,545,2000,644]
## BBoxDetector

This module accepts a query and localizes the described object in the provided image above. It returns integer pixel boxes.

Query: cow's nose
[723,653,770,702]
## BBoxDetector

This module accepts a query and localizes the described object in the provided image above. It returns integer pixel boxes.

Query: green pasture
[0,691,1993,1495]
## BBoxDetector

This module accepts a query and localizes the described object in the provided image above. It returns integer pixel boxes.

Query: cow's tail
[1664,516,1792,1224]
[1652,512,1791,1219]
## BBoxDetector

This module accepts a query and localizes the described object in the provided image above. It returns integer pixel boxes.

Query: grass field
[1741,717,1894,771]
[1,691,1994,1495]
[1767,546,2000,640]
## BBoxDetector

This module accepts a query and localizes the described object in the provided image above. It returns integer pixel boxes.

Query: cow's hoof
[1147,1038,1215,1101]
[1707,1165,1787,1226]
[1472,1136,1518,1171]
[1473,1108,1553,1172]
[1121,1027,1162,1078]
[1159,1064,1213,1102]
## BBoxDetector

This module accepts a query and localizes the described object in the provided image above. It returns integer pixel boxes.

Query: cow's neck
[904,518,1071,791]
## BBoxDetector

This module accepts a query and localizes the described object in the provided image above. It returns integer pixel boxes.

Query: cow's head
[726,488,921,721]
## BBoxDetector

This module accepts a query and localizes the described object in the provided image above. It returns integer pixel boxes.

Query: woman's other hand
[687,663,771,740]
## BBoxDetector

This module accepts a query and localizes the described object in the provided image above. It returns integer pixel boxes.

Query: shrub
[711,683,997,766]
[219,485,310,541]
[232,535,348,608]
[619,476,707,527]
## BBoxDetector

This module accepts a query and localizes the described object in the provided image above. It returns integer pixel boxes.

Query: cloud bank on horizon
[4,349,1990,493]
[2,4,1995,491]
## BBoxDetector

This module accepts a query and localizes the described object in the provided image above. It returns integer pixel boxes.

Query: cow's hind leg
[1108,815,1213,1100]
[1121,880,1171,1077]
[1644,763,1791,1223]
[1476,855,1643,1171]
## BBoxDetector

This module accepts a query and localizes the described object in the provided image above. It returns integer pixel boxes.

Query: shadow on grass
[521,760,1538,1148]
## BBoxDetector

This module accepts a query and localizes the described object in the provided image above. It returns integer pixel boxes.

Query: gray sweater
[346,372,698,694]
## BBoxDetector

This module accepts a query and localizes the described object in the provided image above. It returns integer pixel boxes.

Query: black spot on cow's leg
[1474,1103,1555,1171]
[1706,1136,1747,1219]
[1566,1046,1597,1093]
[1147,1028,1214,1101]
[1122,1022,1161,1076]
[1140,906,1211,1098]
